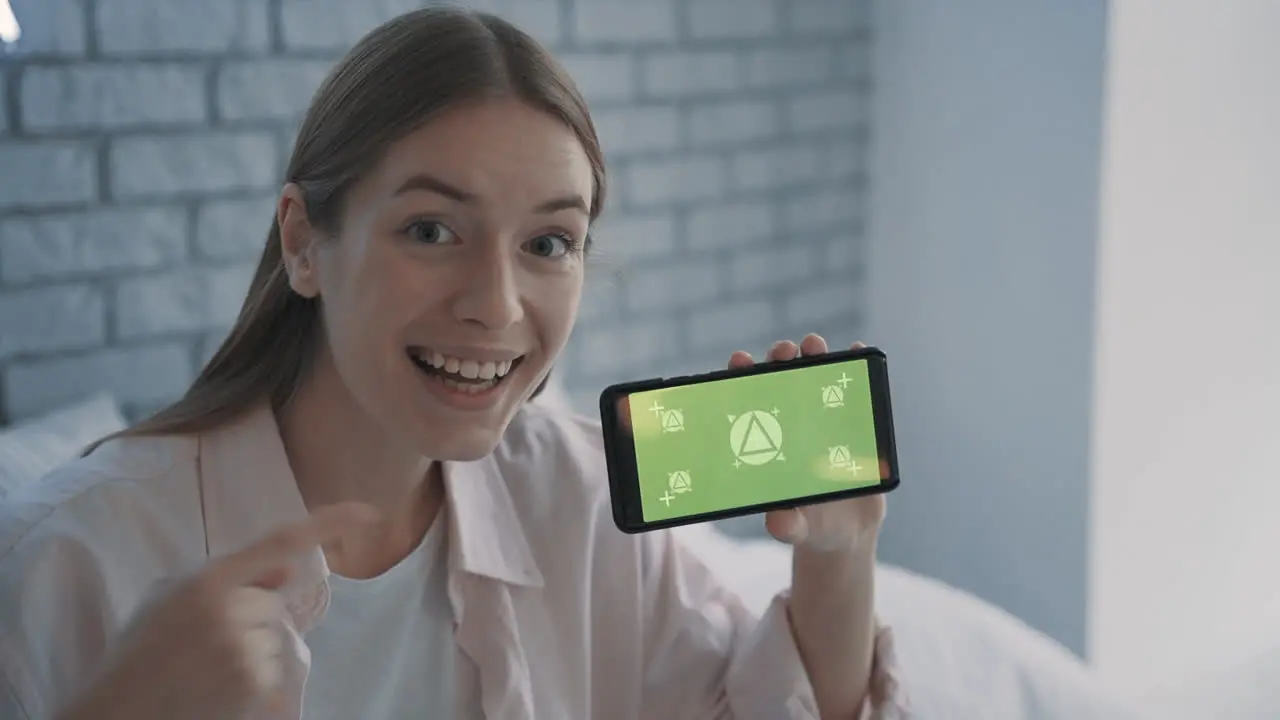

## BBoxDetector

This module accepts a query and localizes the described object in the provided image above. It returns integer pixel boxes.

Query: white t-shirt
[302,515,457,720]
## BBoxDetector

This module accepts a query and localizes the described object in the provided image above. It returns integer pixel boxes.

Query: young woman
[0,9,907,720]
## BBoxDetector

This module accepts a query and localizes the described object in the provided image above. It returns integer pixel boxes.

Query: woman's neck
[277,353,444,578]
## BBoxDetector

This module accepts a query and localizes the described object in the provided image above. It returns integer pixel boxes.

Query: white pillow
[0,395,127,500]
[674,524,1148,720]
[1142,646,1280,719]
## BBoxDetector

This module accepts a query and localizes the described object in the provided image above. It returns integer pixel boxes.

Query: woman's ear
[278,183,321,299]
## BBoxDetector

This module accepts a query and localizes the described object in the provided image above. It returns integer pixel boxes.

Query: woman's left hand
[727,334,888,554]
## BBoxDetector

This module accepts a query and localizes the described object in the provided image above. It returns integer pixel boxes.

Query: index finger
[209,502,380,587]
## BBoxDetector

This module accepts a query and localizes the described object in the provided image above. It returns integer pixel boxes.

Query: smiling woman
[0,7,907,720]
[80,10,605,460]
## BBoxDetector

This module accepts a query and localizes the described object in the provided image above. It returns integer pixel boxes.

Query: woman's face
[288,98,594,461]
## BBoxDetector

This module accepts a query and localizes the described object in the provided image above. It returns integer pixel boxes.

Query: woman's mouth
[406,347,524,395]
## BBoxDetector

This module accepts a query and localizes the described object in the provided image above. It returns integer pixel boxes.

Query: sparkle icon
[647,400,685,433]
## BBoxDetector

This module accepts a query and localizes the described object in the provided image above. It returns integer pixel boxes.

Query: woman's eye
[406,221,456,245]
[525,233,574,258]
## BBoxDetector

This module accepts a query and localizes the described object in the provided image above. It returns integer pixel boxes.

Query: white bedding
[673,524,1150,720]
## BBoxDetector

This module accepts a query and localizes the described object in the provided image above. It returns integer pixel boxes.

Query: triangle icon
[737,413,777,455]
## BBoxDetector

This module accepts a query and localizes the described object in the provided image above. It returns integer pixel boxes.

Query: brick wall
[0,0,872,423]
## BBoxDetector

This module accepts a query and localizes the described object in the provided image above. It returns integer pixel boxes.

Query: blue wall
[866,0,1110,656]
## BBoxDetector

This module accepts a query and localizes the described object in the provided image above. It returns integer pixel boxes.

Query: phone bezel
[598,345,901,534]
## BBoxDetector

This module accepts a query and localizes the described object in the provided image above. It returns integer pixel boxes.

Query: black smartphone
[599,345,900,534]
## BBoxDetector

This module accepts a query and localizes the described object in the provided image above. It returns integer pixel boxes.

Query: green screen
[629,358,882,522]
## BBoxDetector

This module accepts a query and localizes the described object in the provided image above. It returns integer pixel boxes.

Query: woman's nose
[448,245,524,330]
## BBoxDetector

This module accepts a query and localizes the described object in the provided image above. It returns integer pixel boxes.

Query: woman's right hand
[54,503,377,720]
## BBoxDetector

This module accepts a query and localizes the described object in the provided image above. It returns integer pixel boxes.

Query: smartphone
[599,345,900,534]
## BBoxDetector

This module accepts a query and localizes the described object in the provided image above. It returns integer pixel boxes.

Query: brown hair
[85,8,606,455]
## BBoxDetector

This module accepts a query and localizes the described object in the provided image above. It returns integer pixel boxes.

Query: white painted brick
[217,60,332,122]
[687,201,776,253]
[786,88,867,133]
[465,0,564,46]
[0,207,187,283]
[279,0,422,51]
[784,281,858,326]
[0,142,97,210]
[0,285,106,360]
[824,234,862,275]
[3,342,194,420]
[0,0,872,437]
[196,196,277,260]
[578,317,679,373]
[110,132,277,199]
[783,187,860,233]
[575,273,622,324]
[642,52,739,97]
[687,299,776,351]
[7,0,86,56]
[573,1,677,44]
[729,243,818,292]
[728,143,825,192]
[624,260,722,313]
[743,46,834,88]
[115,264,256,338]
[198,328,232,365]
[824,138,865,181]
[842,39,872,79]
[20,64,207,131]
[686,99,780,146]
[789,0,869,36]
[95,0,269,55]
[594,213,677,263]
[593,106,680,157]
[687,0,779,39]
[625,156,725,208]
[558,53,637,104]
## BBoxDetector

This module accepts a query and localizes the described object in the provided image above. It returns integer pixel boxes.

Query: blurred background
[0,0,1276,712]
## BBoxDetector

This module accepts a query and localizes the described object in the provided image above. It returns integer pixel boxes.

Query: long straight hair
[85,8,606,454]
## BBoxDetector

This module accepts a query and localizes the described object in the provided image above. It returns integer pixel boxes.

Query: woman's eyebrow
[392,172,587,216]
[392,173,476,202]
[534,195,588,216]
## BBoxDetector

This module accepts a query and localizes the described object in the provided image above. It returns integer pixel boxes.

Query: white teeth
[412,349,521,382]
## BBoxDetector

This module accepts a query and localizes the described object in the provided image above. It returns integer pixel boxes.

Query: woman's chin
[415,422,512,462]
